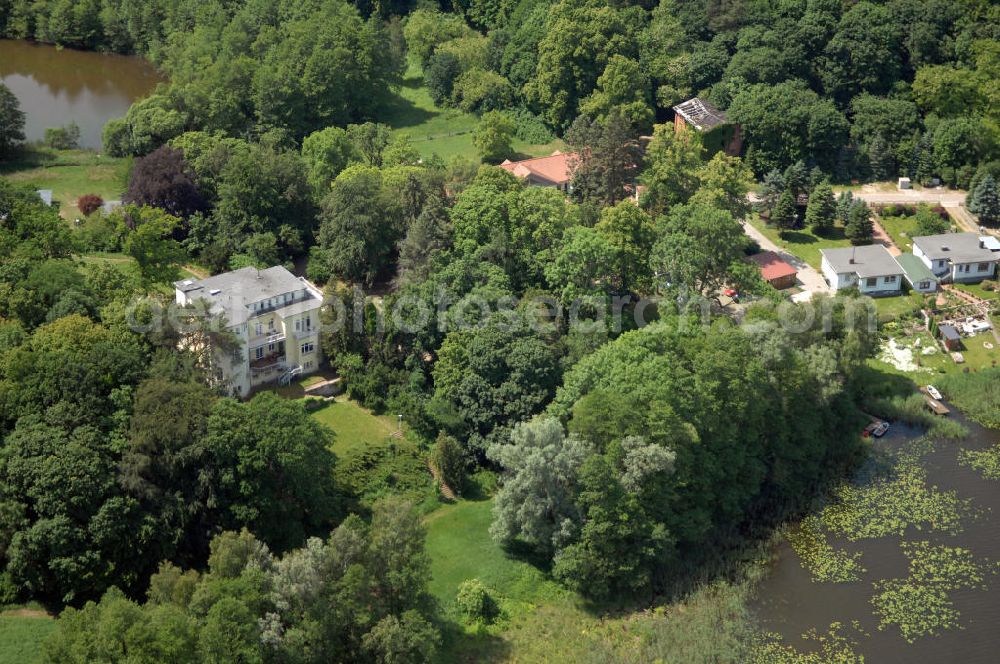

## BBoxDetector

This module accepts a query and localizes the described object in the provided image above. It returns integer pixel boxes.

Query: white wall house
[912,233,998,284]
[895,254,938,293]
[820,245,905,295]
[175,266,324,397]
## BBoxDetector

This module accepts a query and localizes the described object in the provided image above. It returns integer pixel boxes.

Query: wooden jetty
[924,395,950,416]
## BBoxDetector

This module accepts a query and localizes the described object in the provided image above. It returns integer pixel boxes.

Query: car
[722,288,739,301]
[926,385,943,400]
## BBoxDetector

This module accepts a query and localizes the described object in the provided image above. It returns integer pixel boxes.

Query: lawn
[747,216,852,269]
[951,281,1000,302]
[307,396,434,508]
[309,397,399,456]
[873,293,922,322]
[381,58,564,162]
[424,498,601,663]
[0,148,130,219]
[0,607,55,664]
[878,213,920,253]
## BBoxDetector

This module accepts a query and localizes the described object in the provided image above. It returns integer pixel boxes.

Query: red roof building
[499,151,576,192]
[749,251,797,289]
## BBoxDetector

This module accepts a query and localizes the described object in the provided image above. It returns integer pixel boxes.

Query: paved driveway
[741,221,832,302]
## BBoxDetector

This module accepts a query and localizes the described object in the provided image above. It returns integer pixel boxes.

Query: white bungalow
[820,245,905,295]
[912,233,998,284]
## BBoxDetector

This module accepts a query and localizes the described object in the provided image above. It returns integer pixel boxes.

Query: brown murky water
[0,40,162,149]
[753,414,1000,662]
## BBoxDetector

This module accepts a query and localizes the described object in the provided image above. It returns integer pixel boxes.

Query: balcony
[250,353,286,372]
[249,330,286,346]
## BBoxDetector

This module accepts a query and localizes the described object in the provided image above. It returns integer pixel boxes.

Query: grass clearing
[382,59,564,162]
[878,214,921,253]
[424,498,602,663]
[747,216,853,269]
[0,148,129,219]
[310,397,399,456]
[0,606,55,664]
[307,396,435,509]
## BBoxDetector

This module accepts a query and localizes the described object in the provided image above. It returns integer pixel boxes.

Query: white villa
[820,245,905,295]
[911,232,998,284]
[174,266,323,396]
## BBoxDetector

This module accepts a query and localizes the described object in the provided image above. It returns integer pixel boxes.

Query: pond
[0,40,162,150]
[753,411,1000,662]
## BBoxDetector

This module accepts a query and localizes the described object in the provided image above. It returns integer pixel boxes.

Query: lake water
[753,412,1000,661]
[0,40,162,150]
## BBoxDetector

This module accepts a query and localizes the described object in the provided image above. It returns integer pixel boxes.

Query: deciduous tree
[0,82,25,159]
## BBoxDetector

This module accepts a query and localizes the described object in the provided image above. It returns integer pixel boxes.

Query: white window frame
[301,342,314,355]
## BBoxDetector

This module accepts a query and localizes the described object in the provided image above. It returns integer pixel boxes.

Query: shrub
[43,122,80,150]
[430,432,467,495]
[77,193,104,216]
[456,578,497,622]
[73,212,126,252]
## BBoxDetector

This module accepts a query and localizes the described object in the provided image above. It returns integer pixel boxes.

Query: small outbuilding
[748,251,797,289]
[36,189,53,206]
[939,324,962,351]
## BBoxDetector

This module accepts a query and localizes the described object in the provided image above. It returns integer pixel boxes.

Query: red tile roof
[749,251,797,282]
[499,151,576,186]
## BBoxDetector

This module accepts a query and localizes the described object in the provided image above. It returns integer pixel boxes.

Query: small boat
[863,421,890,438]
[926,385,943,400]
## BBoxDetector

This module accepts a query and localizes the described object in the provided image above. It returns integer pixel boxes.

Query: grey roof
[175,266,319,326]
[940,324,960,341]
[895,253,937,284]
[821,244,903,278]
[672,97,728,131]
[912,232,997,264]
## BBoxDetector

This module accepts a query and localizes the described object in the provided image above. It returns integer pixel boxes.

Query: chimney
[980,239,986,249]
